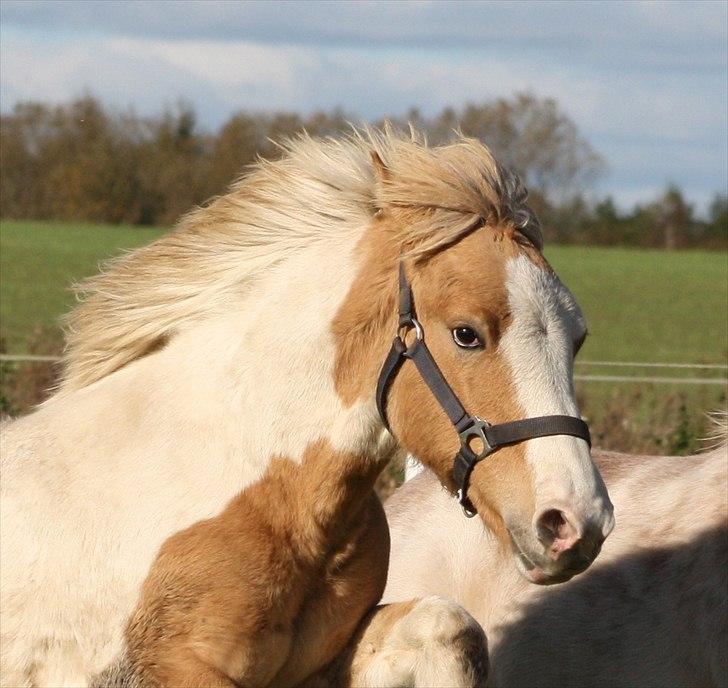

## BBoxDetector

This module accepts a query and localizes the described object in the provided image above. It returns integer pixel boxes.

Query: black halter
[376,264,591,517]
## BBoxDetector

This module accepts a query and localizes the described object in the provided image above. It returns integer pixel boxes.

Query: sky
[1,0,726,212]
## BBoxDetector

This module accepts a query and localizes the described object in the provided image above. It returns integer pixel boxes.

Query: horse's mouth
[513,546,554,585]
[512,538,591,586]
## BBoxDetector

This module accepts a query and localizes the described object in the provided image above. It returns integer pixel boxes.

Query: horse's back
[489,518,727,687]
[384,445,728,688]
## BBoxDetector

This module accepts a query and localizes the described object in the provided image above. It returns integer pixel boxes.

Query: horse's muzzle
[513,507,614,585]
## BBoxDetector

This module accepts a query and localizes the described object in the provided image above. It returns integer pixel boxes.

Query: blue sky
[1,0,726,211]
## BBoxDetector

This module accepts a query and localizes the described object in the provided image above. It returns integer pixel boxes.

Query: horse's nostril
[536,509,569,541]
[535,508,580,559]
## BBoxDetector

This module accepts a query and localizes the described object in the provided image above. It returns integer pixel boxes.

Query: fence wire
[2,354,726,385]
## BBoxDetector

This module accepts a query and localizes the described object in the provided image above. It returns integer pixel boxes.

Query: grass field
[1,219,726,453]
[0,220,164,352]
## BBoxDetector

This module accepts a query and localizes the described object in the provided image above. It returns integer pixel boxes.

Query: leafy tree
[440,94,605,206]
[0,95,723,250]
[706,193,728,246]
[648,184,694,249]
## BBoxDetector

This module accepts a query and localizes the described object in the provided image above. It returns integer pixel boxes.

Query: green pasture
[0,220,164,351]
[1,219,726,452]
[542,244,727,452]
[1,219,726,363]
[546,245,728,365]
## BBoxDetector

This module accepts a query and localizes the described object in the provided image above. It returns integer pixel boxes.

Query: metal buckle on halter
[458,417,492,459]
[456,417,492,518]
[398,317,423,348]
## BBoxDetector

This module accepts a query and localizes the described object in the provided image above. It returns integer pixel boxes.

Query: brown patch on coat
[120,440,390,688]
[332,207,544,547]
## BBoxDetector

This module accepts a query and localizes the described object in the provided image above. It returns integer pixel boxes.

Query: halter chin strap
[376,264,591,517]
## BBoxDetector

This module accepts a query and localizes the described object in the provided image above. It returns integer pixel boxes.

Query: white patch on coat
[500,255,613,532]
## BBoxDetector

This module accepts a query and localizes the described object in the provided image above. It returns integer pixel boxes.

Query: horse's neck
[140,238,390,553]
[43,238,384,505]
[215,240,383,464]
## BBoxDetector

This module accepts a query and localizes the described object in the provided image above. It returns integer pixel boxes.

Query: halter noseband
[376,264,591,517]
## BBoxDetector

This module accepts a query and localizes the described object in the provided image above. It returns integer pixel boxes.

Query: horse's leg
[90,648,241,688]
[271,493,391,687]
[155,647,237,688]
[306,597,488,688]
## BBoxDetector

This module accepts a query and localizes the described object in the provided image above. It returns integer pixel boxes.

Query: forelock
[365,129,542,257]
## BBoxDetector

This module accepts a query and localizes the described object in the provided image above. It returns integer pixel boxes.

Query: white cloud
[131,39,319,94]
[2,1,725,56]
[0,1,725,209]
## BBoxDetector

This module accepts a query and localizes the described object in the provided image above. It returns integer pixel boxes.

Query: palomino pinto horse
[384,421,728,687]
[0,130,613,687]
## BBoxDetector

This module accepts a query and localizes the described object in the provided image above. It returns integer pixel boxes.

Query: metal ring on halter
[398,317,423,345]
[458,417,492,460]
[455,417,492,517]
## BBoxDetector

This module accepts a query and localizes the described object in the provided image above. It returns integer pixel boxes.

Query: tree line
[1,95,725,248]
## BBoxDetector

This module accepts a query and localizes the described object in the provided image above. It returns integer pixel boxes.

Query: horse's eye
[452,326,482,349]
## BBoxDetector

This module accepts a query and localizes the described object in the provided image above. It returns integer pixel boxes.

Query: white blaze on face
[500,255,612,531]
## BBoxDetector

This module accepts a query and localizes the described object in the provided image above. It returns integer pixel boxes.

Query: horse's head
[334,139,613,585]
[385,231,614,584]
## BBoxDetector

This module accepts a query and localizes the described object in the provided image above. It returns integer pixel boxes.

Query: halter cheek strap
[376,264,591,517]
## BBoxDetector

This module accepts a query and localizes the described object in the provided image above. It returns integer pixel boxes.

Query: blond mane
[59,128,541,393]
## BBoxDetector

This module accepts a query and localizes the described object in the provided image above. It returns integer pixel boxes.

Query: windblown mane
[59,128,541,393]
[702,410,728,452]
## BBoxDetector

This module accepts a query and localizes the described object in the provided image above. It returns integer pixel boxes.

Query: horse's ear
[371,151,391,183]
[371,151,392,214]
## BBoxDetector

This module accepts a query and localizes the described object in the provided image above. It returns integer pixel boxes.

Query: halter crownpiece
[376,263,591,517]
